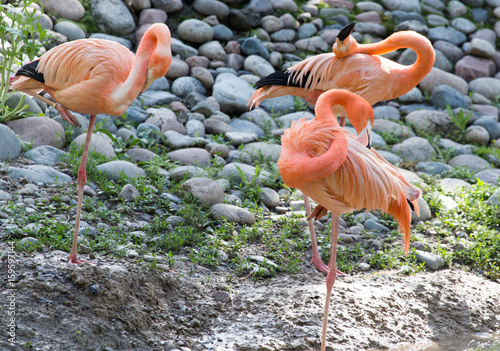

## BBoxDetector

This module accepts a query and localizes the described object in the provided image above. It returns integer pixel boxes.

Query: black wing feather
[407,199,415,212]
[15,60,44,84]
[255,70,315,89]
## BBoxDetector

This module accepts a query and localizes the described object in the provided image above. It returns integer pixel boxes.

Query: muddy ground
[1,243,499,351]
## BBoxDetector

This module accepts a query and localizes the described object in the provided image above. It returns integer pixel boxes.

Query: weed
[0,0,49,120]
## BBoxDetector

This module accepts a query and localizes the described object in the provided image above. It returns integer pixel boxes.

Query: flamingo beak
[337,22,356,43]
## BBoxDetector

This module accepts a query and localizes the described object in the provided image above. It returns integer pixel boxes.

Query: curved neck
[358,31,435,87]
[114,24,170,107]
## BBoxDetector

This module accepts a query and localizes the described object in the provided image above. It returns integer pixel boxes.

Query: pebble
[439,178,472,194]
[96,161,146,181]
[181,177,225,206]
[448,154,491,171]
[72,133,116,159]
[391,137,436,162]
[0,124,22,161]
[416,162,452,176]
[119,184,140,201]
[210,203,255,225]
[6,165,72,184]
[415,250,445,270]
[90,0,136,36]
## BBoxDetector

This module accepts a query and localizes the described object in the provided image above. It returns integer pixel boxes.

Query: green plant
[0,0,50,121]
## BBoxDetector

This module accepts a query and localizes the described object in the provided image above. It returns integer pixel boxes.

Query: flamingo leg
[304,197,347,277]
[321,215,340,351]
[68,115,96,265]
[16,88,82,127]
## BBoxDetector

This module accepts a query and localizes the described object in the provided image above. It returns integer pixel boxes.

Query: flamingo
[249,22,434,276]
[9,23,172,264]
[278,89,420,351]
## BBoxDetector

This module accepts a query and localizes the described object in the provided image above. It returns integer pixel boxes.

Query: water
[383,332,500,351]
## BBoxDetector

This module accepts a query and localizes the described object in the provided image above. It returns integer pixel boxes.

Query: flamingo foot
[55,104,81,127]
[68,253,96,265]
[311,256,349,277]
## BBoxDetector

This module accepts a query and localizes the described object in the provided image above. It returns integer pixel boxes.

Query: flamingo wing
[37,39,134,91]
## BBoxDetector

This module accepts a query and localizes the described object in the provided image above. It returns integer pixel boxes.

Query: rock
[72,133,116,159]
[475,169,500,185]
[433,40,464,64]
[243,55,275,77]
[378,150,402,165]
[294,36,329,52]
[177,19,213,44]
[213,73,255,115]
[96,161,146,181]
[259,187,280,208]
[229,119,265,138]
[24,146,68,166]
[213,24,234,42]
[451,17,476,34]
[391,137,436,162]
[242,142,281,162]
[372,119,414,138]
[469,77,500,101]
[169,166,208,182]
[240,37,270,59]
[439,178,472,194]
[415,250,445,270]
[181,177,225,206]
[419,67,468,95]
[416,162,452,175]
[6,93,43,115]
[412,197,432,222]
[150,0,183,12]
[465,126,490,145]
[126,148,158,163]
[210,203,255,225]
[53,21,86,40]
[448,154,491,171]
[40,0,85,21]
[6,165,72,184]
[398,87,425,103]
[364,219,389,232]
[447,0,467,18]
[171,77,207,99]
[381,0,421,12]
[193,0,229,21]
[373,105,400,120]
[89,33,133,49]
[0,124,22,160]
[486,189,500,206]
[167,148,211,167]
[185,119,206,138]
[138,9,167,26]
[139,90,179,106]
[455,55,496,82]
[437,194,458,212]
[7,117,66,149]
[199,41,227,61]
[429,85,470,109]
[203,117,232,135]
[438,138,474,155]
[119,184,140,201]
[428,26,466,46]
[221,163,271,185]
[90,0,135,36]
[405,110,454,134]
[469,38,496,60]
[166,57,190,80]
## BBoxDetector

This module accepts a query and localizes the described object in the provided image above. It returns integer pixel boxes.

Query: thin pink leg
[321,215,340,351]
[304,197,347,277]
[17,89,81,127]
[68,115,97,265]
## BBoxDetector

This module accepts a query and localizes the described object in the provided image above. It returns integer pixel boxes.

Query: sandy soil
[1,245,499,351]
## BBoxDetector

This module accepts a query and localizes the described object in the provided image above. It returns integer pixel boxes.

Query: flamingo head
[142,23,172,92]
[332,22,358,58]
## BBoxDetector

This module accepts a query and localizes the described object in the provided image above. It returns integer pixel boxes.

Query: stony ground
[1,240,500,351]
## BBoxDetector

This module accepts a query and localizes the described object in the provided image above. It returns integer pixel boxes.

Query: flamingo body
[9,23,172,264]
[278,89,421,351]
[249,30,435,117]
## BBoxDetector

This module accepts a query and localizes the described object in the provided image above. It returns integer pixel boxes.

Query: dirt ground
[1,244,499,351]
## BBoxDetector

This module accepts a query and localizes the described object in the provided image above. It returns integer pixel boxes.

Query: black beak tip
[337,21,356,42]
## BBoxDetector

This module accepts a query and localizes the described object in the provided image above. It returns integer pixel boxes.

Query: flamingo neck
[358,31,435,89]
[112,25,170,111]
